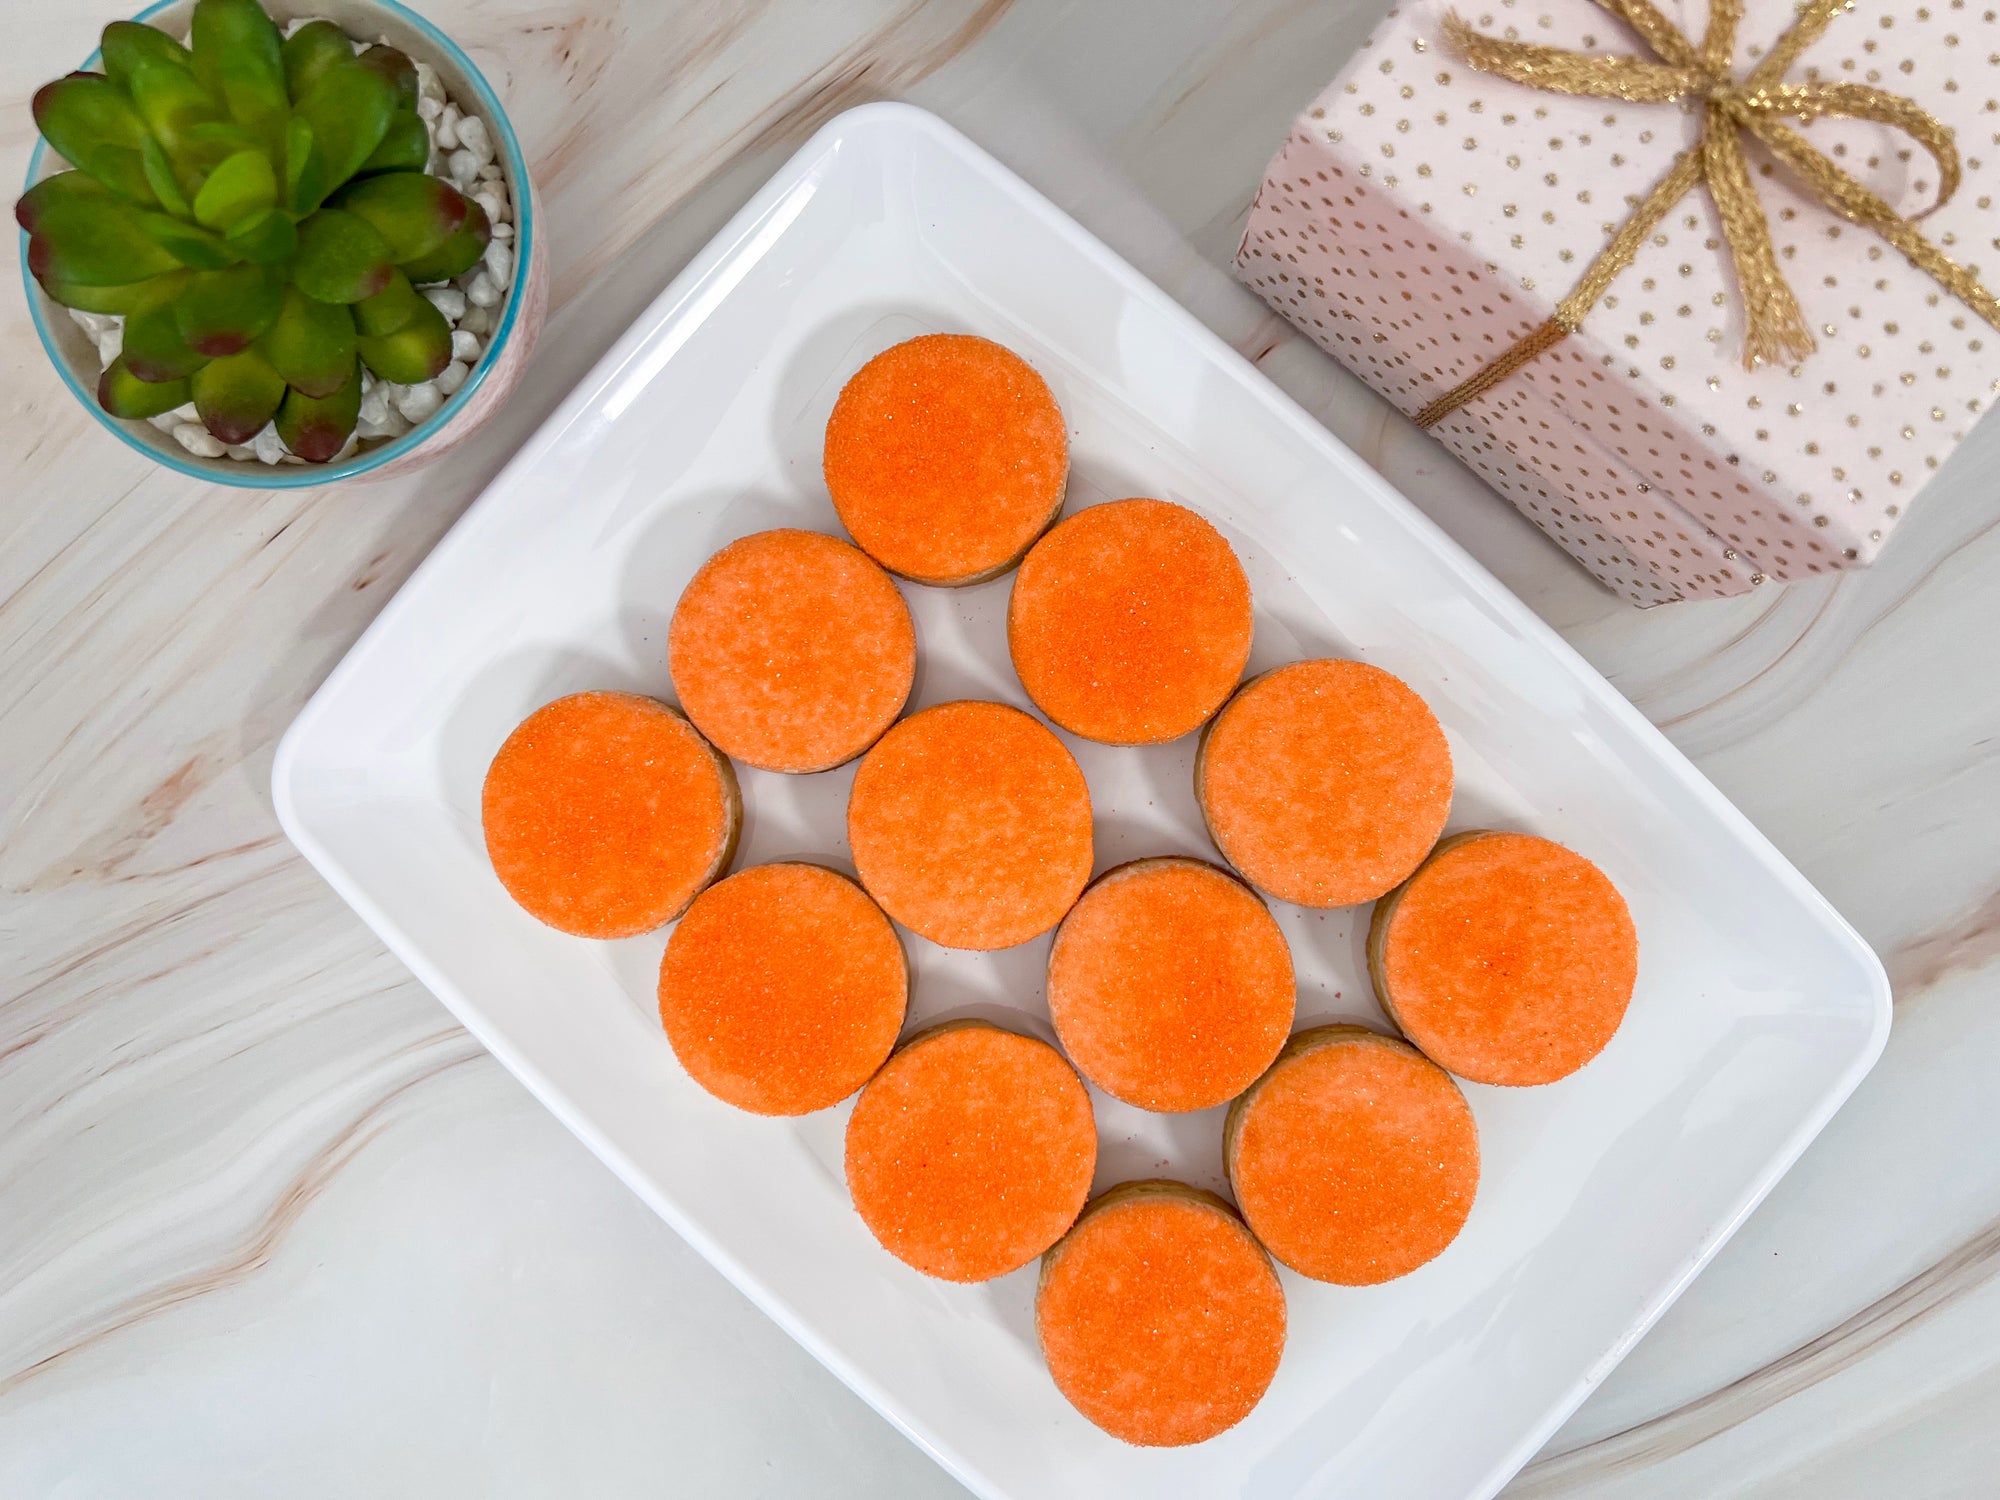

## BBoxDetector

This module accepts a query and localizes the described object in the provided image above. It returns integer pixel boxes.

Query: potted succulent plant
[18,0,543,483]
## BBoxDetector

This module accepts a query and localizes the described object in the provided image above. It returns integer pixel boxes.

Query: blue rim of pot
[18,0,534,487]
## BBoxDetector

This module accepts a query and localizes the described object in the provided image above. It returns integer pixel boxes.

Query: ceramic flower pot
[19,0,547,486]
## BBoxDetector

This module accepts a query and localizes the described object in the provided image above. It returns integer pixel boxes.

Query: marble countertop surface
[5,2,1998,1496]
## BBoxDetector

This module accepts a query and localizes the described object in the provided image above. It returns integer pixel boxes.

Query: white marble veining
[3,2,1997,1496]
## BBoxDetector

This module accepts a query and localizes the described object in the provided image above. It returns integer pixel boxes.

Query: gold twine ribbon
[1412,0,2000,428]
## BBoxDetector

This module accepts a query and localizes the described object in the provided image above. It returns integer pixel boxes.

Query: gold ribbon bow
[1414,0,2000,428]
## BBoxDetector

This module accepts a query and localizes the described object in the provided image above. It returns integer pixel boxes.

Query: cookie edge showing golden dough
[1046,855,1294,1113]
[823,334,1070,588]
[1192,661,1453,909]
[1366,829,1637,1087]
[1222,1023,1478,1283]
[481,691,741,939]
[659,860,908,1117]
[667,529,917,776]
[1006,497,1254,746]
[845,699,1094,951]
[845,1017,1098,1282]
[1035,1178,1286,1447]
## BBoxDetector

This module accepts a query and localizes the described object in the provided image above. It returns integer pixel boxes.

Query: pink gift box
[1236,0,2000,603]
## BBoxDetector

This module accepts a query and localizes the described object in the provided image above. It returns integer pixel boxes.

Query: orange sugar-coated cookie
[823,333,1069,585]
[658,862,906,1115]
[1196,659,1453,908]
[668,529,915,773]
[1369,831,1638,1086]
[845,1020,1097,1281]
[482,692,739,939]
[847,700,1093,950]
[1008,498,1253,745]
[1224,1026,1478,1285]
[1046,858,1294,1113]
[1036,1181,1286,1447]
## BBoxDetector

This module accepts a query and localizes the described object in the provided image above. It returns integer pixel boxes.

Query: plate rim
[272,100,1893,1500]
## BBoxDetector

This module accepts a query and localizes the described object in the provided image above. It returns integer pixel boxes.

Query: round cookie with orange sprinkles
[1224,1025,1479,1285]
[1369,830,1638,1086]
[481,691,739,939]
[1196,658,1453,908]
[669,528,914,773]
[823,333,1069,585]
[845,1020,1097,1282]
[1046,858,1293,1113]
[658,862,906,1116]
[1008,498,1253,745]
[847,700,1093,950]
[1036,1180,1287,1447]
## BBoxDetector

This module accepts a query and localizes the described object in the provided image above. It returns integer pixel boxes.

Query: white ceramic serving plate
[274,103,1890,1500]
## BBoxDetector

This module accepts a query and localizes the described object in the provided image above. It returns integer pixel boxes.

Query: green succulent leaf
[393,198,490,284]
[358,110,430,176]
[356,293,450,384]
[190,0,288,131]
[292,208,394,303]
[175,119,264,174]
[100,22,197,92]
[124,55,224,158]
[33,270,174,315]
[123,278,211,382]
[261,288,357,397]
[331,171,472,265]
[354,46,419,108]
[293,61,396,188]
[282,115,330,214]
[99,356,193,419]
[33,74,148,171]
[135,210,241,270]
[81,145,159,208]
[192,346,286,443]
[140,137,193,216]
[27,196,183,285]
[225,207,297,264]
[351,268,426,337]
[192,148,277,230]
[176,263,284,355]
[276,361,362,462]
[15,169,111,233]
[280,20,353,100]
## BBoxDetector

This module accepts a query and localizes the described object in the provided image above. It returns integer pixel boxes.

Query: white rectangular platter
[274,103,1891,1500]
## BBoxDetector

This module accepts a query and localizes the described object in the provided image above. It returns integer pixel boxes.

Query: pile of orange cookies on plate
[480,333,1641,1448]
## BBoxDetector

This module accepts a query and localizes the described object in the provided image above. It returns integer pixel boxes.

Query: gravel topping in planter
[60,19,517,468]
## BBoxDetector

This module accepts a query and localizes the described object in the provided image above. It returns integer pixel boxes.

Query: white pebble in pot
[394,382,443,424]
[174,424,225,458]
[423,286,467,320]
[465,271,501,308]
[451,329,482,363]
[436,360,469,397]
[456,115,492,165]
[251,425,286,465]
[435,103,460,150]
[357,382,391,427]
[483,241,513,289]
[448,148,479,186]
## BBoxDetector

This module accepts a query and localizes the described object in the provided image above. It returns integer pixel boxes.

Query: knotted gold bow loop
[1413,0,2000,428]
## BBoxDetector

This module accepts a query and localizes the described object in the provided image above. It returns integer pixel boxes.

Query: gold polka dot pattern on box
[1235,0,2000,603]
